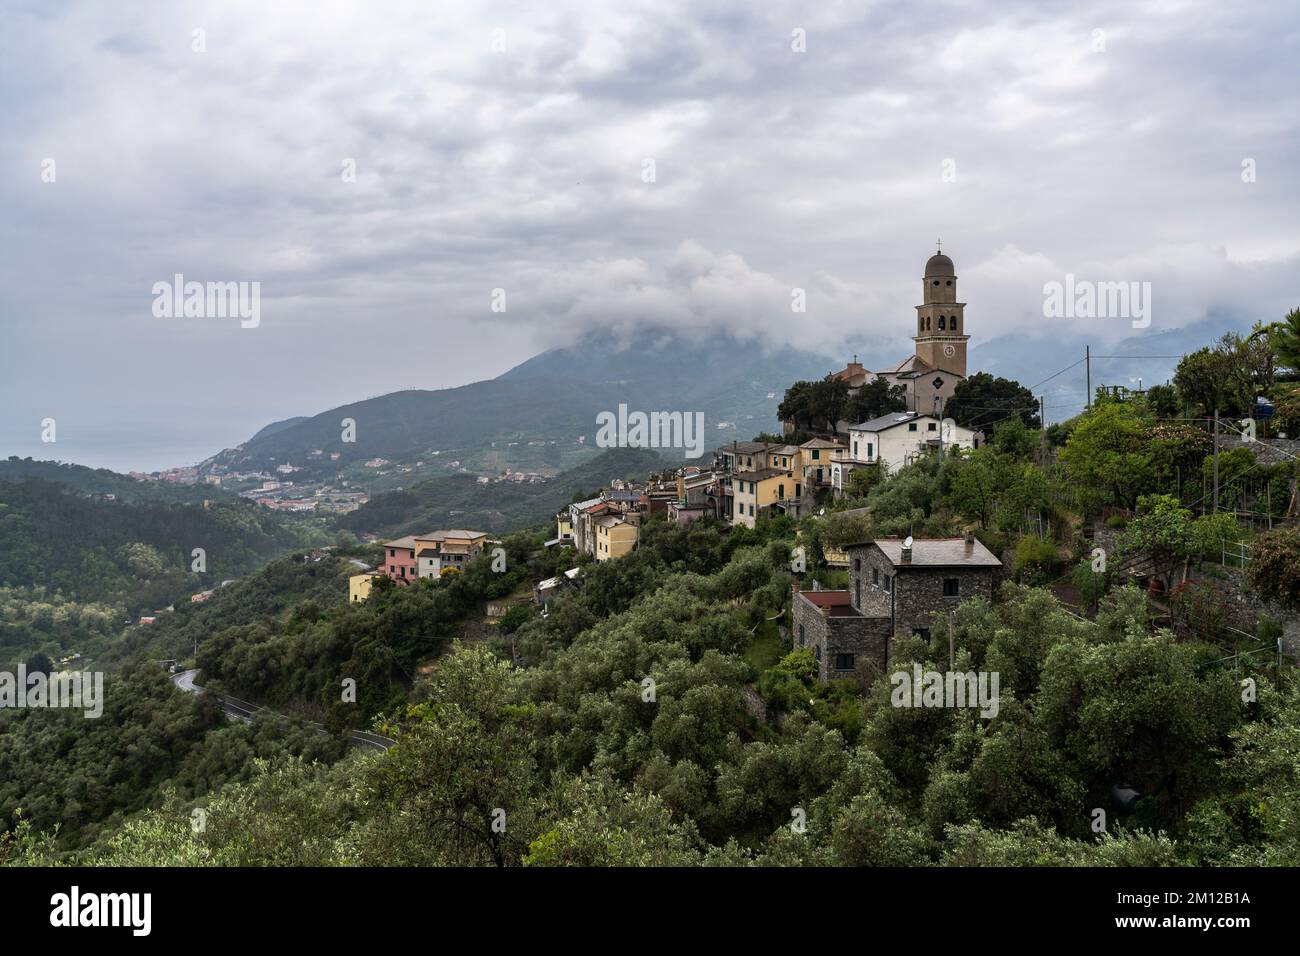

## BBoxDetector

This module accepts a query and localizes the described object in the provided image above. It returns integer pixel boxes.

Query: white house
[832,411,981,489]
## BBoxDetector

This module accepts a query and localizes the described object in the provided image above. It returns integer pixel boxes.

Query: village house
[800,437,846,491]
[832,411,981,488]
[569,495,641,560]
[790,533,1002,683]
[715,440,809,528]
[594,514,638,561]
[349,570,382,603]
[380,529,491,584]
[415,529,491,578]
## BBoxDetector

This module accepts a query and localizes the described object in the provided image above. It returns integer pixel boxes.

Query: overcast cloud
[1,0,1297,469]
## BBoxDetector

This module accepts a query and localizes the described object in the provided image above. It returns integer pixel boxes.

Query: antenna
[903,535,914,549]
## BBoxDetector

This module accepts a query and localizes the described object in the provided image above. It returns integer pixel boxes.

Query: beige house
[594,515,638,561]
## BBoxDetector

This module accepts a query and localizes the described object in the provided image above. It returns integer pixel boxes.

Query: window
[884,575,892,593]
[748,504,754,516]
[854,579,860,607]
[814,646,822,664]
[939,316,946,330]
[867,442,873,458]
[834,653,855,671]
[389,565,395,573]
[912,627,931,642]
[946,280,952,286]
[908,423,918,432]
[932,280,940,286]
[798,624,805,646]
[943,578,960,597]
[928,422,937,431]
[389,549,395,557]
[853,558,860,572]
[812,449,820,460]
[853,441,858,457]
[794,483,801,498]
[872,567,879,585]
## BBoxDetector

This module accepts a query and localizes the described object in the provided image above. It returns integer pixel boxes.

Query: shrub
[1013,535,1059,584]
[1247,528,1300,608]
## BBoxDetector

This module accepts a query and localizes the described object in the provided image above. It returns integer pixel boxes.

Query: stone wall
[791,593,891,686]
[846,542,996,639]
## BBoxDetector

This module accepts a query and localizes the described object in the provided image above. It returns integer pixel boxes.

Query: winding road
[172,669,395,751]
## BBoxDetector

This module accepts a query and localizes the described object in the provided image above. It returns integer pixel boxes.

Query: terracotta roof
[795,589,861,617]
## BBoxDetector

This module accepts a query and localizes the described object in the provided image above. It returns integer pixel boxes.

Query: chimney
[965,529,975,553]
[791,578,800,594]
[901,543,912,564]
[820,604,830,619]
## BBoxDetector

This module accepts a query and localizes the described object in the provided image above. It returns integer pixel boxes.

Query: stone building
[846,534,1001,642]
[791,584,892,683]
[789,532,1002,686]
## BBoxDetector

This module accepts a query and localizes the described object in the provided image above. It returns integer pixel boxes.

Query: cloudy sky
[2,0,1297,470]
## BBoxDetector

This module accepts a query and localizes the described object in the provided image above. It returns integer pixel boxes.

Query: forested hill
[202,335,831,479]
[0,478,319,608]
[0,457,230,504]
[337,446,666,537]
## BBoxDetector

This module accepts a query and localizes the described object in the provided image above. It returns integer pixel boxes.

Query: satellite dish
[903,536,914,549]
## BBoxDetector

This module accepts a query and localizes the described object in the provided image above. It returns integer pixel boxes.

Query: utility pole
[1085,346,1091,409]
[1212,409,1220,513]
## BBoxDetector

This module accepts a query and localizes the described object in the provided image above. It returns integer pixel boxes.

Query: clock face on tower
[943,344,956,357]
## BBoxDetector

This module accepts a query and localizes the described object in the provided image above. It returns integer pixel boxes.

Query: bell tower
[913,243,969,377]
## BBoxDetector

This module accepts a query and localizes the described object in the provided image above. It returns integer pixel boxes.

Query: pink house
[382,535,419,584]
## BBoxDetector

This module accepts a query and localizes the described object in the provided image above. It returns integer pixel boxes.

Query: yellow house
[594,515,638,561]
[349,571,381,603]
[731,466,804,528]
[556,512,573,540]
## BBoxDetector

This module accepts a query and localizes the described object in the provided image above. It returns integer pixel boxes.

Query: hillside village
[343,249,1300,683]
[7,249,1300,873]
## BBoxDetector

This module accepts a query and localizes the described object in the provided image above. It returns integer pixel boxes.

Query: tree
[843,376,907,425]
[1268,308,1300,376]
[1120,494,1195,591]
[777,380,817,432]
[809,378,851,432]
[1059,403,1155,510]
[1145,383,1181,418]
[1173,339,1251,417]
[944,373,1040,431]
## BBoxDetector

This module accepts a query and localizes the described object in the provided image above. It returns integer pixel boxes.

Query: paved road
[172,670,394,751]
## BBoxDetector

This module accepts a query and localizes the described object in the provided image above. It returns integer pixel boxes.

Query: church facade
[830,248,971,418]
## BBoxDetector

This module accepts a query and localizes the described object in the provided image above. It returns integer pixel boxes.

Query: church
[829,246,970,417]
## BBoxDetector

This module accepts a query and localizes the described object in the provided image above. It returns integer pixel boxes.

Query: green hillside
[336,447,666,537]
